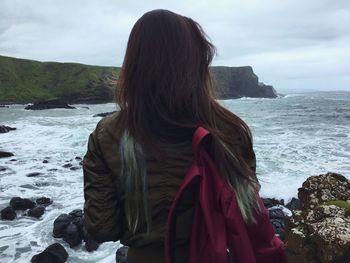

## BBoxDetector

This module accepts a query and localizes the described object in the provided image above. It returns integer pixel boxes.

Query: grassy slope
[0,55,119,103]
[0,55,271,103]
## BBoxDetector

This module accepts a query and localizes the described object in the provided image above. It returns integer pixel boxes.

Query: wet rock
[69,209,83,218]
[0,166,6,172]
[285,172,350,263]
[93,111,117,117]
[28,206,45,219]
[75,156,82,161]
[1,206,16,220]
[26,172,42,177]
[47,168,58,172]
[262,198,284,209]
[0,151,14,158]
[116,246,128,263]
[286,197,300,211]
[79,160,83,166]
[53,214,73,238]
[43,160,49,164]
[0,125,16,133]
[298,172,350,210]
[10,197,35,210]
[36,197,52,207]
[10,158,17,161]
[25,99,75,110]
[31,243,68,263]
[69,166,80,171]
[63,223,82,248]
[62,163,72,168]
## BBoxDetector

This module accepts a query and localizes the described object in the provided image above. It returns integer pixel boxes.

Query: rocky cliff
[0,55,277,103]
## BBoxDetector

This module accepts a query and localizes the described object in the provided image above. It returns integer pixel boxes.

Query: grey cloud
[0,0,349,91]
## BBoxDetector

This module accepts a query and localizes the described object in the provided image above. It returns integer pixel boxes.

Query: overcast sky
[1,0,350,92]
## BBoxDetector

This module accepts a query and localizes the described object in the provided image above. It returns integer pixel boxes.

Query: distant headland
[0,55,277,104]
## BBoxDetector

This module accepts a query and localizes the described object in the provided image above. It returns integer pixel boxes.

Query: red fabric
[165,127,286,263]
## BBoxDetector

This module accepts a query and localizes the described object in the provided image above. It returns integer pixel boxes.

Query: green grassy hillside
[0,55,119,103]
[0,55,276,103]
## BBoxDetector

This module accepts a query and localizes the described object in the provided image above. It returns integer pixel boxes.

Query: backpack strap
[192,127,211,154]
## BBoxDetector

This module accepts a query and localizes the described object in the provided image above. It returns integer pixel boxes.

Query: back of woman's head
[117,9,216,144]
[117,10,261,233]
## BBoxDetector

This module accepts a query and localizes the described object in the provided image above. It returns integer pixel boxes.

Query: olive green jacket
[83,112,256,263]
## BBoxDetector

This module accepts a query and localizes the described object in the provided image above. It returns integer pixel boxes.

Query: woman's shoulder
[94,111,122,140]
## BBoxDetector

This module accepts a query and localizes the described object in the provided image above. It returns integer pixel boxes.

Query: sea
[0,90,349,262]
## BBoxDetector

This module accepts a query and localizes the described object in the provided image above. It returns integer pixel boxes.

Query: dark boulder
[116,246,129,263]
[36,197,52,206]
[25,99,75,110]
[62,163,72,168]
[69,209,83,218]
[286,197,300,211]
[43,160,49,164]
[83,228,100,252]
[0,166,6,172]
[31,243,68,263]
[28,206,45,219]
[262,198,284,209]
[53,214,73,238]
[69,166,80,171]
[93,111,117,117]
[63,223,82,248]
[75,156,82,161]
[10,197,35,210]
[0,125,16,133]
[26,172,42,177]
[1,206,16,220]
[0,151,14,158]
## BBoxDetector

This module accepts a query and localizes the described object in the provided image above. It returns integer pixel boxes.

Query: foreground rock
[0,196,52,220]
[0,151,14,158]
[285,172,350,262]
[25,99,75,110]
[31,243,68,263]
[53,209,99,251]
[116,246,128,263]
[0,125,16,133]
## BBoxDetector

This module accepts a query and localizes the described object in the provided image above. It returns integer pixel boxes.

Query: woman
[83,9,260,263]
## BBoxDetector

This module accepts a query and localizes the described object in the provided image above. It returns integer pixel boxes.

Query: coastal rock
[0,125,16,133]
[27,206,45,219]
[262,198,284,209]
[286,197,300,211]
[10,197,36,210]
[93,111,117,117]
[0,104,9,108]
[212,66,277,99]
[0,166,6,171]
[26,172,42,177]
[0,151,14,158]
[53,214,73,238]
[0,206,16,220]
[116,246,128,263]
[25,99,75,110]
[31,243,68,263]
[53,209,99,251]
[285,172,350,263]
[63,223,82,248]
[62,163,72,168]
[36,197,52,206]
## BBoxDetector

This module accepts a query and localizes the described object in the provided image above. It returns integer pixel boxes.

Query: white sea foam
[0,92,350,262]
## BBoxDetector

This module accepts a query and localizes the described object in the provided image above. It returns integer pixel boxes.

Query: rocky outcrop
[0,196,52,220]
[53,209,99,251]
[0,55,277,103]
[285,172,350,263]
[25,99,75,110]
[212,66,277,99]
[0,151,14,158]
[93,111,117,117]
[31,243,68,263]
[0,125,16,133]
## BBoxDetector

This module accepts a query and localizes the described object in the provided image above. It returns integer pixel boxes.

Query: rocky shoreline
[0,169,348,263]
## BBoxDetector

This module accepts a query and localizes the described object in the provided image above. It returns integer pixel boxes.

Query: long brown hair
[116,9,260,233]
